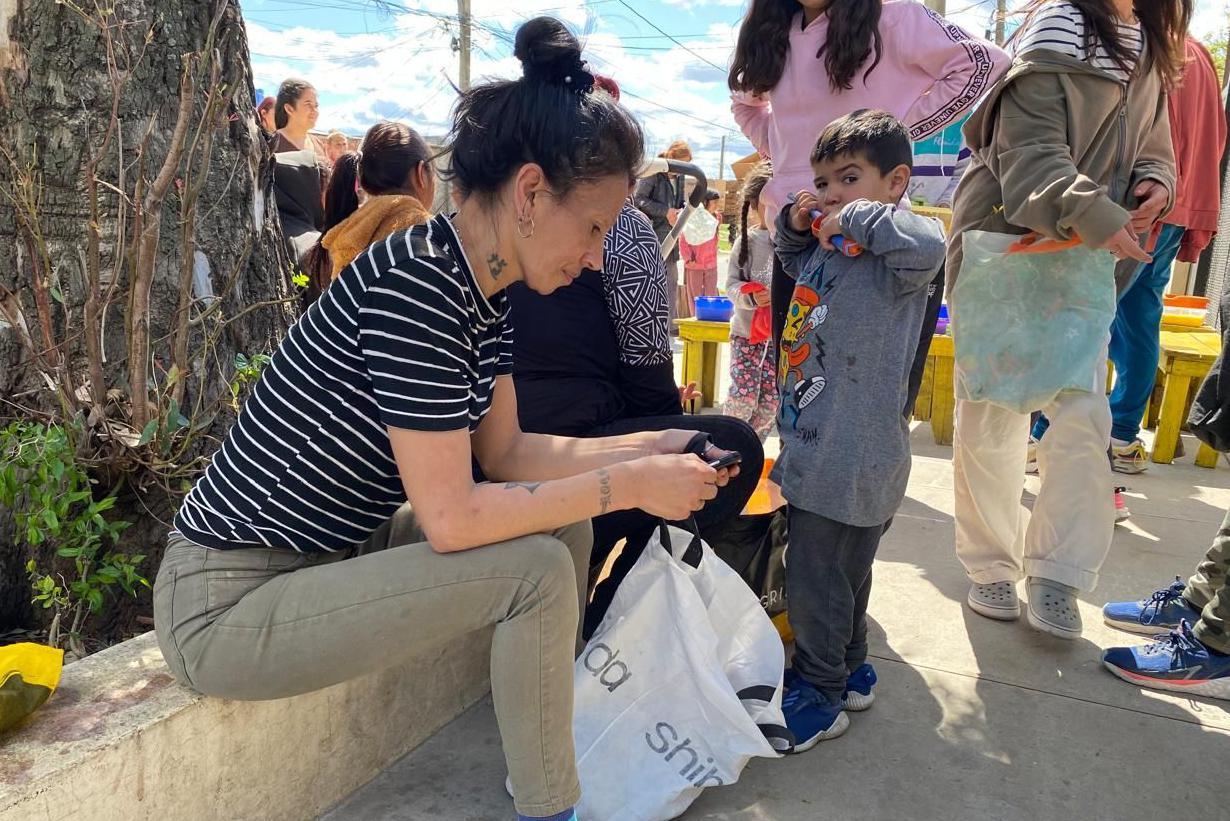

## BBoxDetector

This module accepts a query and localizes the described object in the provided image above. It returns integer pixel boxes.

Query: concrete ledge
[0,628,493,821]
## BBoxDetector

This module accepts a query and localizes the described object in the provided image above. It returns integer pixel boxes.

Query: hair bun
[515,16,594,94]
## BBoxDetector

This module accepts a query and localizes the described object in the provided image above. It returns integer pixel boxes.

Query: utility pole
[717,134,727,181]
[458,0,472,91]
[925,0,946,13]
[996,0,1006,45]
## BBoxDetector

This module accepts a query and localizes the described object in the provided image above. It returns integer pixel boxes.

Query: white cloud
[247,6,753,179]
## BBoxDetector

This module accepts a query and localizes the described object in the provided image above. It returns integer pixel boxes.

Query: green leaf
[50,286,64,304]
[292,272,309,288]
[94,495,117,512]
[56,547,80,558]
[87,588,104,612]
[42,509,58,529]
[137,419,159,446]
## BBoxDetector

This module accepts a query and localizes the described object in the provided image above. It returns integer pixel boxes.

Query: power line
[612,0,728,75]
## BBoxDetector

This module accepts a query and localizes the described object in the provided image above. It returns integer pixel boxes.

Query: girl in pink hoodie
[729,0,1009,365]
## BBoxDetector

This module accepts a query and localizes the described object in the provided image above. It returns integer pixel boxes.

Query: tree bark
[0,1,294,634]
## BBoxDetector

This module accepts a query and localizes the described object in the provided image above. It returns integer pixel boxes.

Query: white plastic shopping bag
[573,522,790,821]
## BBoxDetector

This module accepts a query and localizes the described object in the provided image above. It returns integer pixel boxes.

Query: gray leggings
[153,506,592,817]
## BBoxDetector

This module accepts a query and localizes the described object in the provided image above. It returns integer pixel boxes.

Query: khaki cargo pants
[153,505,592,817]
[1186,507,1230,654]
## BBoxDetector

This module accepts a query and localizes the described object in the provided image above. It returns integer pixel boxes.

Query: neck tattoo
[487,253,508,280]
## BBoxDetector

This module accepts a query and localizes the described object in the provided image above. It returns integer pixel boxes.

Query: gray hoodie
[772,200,945,526]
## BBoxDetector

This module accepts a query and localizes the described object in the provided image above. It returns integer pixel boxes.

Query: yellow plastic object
[1162,309,1205,328]
[772,612,794,644]
[0,642,65,733]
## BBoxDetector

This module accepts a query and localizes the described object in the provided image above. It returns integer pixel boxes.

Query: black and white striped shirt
[175,214,512,552]
[1013,1,1143,83]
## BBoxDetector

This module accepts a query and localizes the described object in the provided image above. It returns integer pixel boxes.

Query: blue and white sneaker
[1102,620,1230,701]
[842,663,877,711]
[781,675,849,751]
[1102,577,1202,636]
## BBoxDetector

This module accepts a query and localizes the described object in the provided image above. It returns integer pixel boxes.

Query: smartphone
[707,451,742,470]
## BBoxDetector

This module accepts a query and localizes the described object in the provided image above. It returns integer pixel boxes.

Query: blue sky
[240,0,1228,180]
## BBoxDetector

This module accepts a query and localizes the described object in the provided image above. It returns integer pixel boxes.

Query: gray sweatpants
[786,506,888,702]
[153,505,592,817]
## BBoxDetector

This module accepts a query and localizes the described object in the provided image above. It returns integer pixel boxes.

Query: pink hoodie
[732,0,1009,231]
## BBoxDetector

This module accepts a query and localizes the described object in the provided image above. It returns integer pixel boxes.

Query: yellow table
[916,334,955,445]
[1152,330,1221,467]
[911,205,953,234]
[676,318,730,409]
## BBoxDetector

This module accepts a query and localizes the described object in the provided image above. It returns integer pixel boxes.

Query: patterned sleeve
[600,205,673,367]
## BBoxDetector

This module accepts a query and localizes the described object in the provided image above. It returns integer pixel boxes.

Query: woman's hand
[652,429,741,485]
[1129,180,1168,235]
[788,190,820,232]
[1099,226,1152,263]
[626,454,722,520]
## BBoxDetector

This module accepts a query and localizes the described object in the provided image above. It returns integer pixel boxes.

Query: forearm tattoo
[596,468,612,514]
[504,481,543,494]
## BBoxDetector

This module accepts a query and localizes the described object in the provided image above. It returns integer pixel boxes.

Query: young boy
[772,110,945,748]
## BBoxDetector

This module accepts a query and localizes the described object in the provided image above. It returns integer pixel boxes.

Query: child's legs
[845,565,873,673]
[1108,224,1184,442]
[785,506,884,701]
[953,397,1029,583]
[701,267,718,297]
[724,335,761,423]
[1026,363,1114,591]
[753,341,781,440]
[154,512,592,817]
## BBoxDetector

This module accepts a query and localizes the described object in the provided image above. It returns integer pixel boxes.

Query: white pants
[952,362,1115,592]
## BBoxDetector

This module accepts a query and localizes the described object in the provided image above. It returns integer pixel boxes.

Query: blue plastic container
[695,296,734,322]
[936,303,949,335]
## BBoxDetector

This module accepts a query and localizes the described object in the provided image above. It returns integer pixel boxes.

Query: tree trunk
[0,1,294,635]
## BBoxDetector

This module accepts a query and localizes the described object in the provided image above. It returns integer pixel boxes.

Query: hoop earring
[516,214,536,239]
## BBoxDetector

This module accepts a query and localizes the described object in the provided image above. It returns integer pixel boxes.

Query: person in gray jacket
[634,140,690,327]
[771,110,945,750]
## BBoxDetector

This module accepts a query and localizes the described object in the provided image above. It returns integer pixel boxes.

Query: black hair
[443,16,644,203]
[738,162,772,269]
[301,122,435,299]
[729,0,884,95]
[810,109,912,176]
[1018,0,1191,88]
[275,78,313,130]
[703,189,721,204]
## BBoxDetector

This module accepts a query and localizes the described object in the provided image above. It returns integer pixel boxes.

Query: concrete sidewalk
[324,426,1230,821]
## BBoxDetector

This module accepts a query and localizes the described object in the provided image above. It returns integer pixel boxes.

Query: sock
[518,808,577,821]
[1111,437,1133,448]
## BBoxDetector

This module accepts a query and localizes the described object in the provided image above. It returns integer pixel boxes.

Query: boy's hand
[788,190,820,232]
[813,211,844,251]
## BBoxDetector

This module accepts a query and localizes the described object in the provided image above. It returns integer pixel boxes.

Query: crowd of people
[150,1,1230,819]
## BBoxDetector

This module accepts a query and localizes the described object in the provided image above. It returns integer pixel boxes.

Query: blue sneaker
[1102,577,1202,636]
[842,663,877,711]
[1102,621,1230,701]
[781,675,849,751]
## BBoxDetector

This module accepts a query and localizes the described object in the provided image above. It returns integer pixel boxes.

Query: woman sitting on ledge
[153,17,738,821]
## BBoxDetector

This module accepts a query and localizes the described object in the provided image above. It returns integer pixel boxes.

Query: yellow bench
[1152,330,1221,468]
[675,318,730,409]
